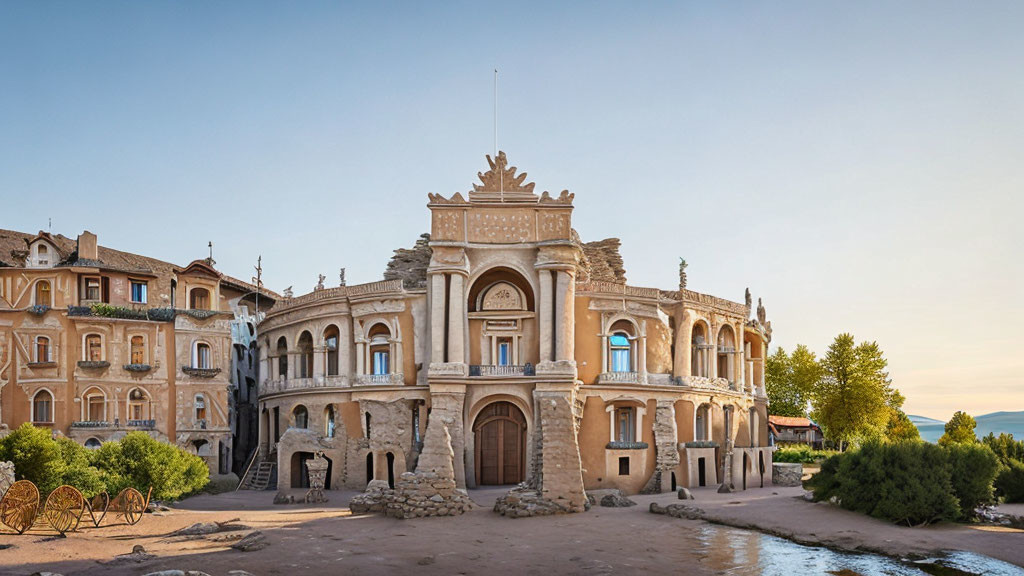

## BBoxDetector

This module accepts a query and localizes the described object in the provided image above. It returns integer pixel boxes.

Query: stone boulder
[600,493,637,508]
[677,487,694,500]
[772,463,803,487]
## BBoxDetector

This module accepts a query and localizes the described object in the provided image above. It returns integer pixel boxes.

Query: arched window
[324,326,339,376]
[35,336,50,363]
[194,342,211,369]
[368,324,391,376]
[276,337,288,378]
[84,334,103,361]
[130,335,145,364]
[84,388,105,422]
[189,287,210,310]
[695,404,711,442]
[85,438,101,449]
[297,332,313,378]
[32,389,53,423]
[127,388,150,421]
[293,405,308,429]
[35,280,51,306]
[195,394,207,422]
[691,323,710,377]
[717,325,736,383]
[325,405,336,438]
[37,244,49,266]
[609,333,631,372]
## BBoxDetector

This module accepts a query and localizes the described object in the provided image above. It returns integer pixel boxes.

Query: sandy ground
[0,486,1022,575]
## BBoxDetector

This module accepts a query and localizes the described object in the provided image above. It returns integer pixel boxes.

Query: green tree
[981,432,1024,463]
[938,411,977,446]
[811,334,895,451]
[765,345,821,417]
[92,432,208,500]
[885,410,921,443]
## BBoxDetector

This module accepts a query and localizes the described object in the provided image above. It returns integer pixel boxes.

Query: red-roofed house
[768,415,824,448]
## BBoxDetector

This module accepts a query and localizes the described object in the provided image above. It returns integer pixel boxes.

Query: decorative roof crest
[469,151,538,203]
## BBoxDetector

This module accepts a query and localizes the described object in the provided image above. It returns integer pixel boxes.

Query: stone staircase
[242,460,278,491]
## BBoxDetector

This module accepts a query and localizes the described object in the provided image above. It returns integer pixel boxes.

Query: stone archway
[472,401,527,485]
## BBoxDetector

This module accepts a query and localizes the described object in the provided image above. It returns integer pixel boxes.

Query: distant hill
[910,411,1024,443]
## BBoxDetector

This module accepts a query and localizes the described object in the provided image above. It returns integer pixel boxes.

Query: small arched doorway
[742,452,750,490]
[473,401,526,485]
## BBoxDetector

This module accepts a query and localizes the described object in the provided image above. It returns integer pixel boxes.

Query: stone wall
[641,400,680,494]
[0,460,14,499]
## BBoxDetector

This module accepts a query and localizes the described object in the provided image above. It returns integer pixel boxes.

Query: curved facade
[255,152,773,500]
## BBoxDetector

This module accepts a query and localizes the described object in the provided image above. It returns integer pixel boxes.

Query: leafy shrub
[773,444,837,464]
[806,440,960,526]
[55,437,104,498]
[981,433,1024,465]
[92,432,208,500]
[945,442,1000,519]
[995,459,1024,503]
[0,425,208,501]
[0,423,64,494]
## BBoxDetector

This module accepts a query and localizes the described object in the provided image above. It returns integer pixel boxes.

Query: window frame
[35,336,51,363]
[32,389,54,423]
[130,280,148,304]
[130,335,146,365]
[84,334,104,362]
[194,341,212,369]
[615,406,635,443]
[35,280,52,306]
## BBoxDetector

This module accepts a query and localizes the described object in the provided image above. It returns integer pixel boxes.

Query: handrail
[236,446,260,491]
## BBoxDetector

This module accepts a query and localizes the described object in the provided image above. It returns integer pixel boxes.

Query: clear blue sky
[2,1,1021,420]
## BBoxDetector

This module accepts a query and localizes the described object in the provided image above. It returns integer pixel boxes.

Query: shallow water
[691,524,1024,576]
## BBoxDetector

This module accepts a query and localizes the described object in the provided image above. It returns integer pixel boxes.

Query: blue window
[130,281,147,303]
[498,340,511,366]
[373,351,389,375]
[610,333,631,372]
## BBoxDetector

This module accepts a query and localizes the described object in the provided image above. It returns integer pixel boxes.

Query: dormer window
[190,288,210,310]
[83,277,101,301]
[37,244,49,266]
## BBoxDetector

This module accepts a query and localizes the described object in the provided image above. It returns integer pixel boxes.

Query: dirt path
[0,487,1021,575]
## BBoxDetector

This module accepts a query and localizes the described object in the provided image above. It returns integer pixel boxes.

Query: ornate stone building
[252,152,773,511]
[0,229,275,475]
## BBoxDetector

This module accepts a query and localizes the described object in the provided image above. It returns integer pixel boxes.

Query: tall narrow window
[194,343,211,369]
[277,337,288,378]
[35,336,50,362]
[497,338,511,366]
[610,333,631,372]
[616,407,635,443]
[35,280,51,306]
[696,404,710,442]
[85,334,103,361]
[326,405,336,438]
[190,287,210,310]
[37,244,49,266]
[195,394,207,421]
[372,350,389,375]
[33,390,53,423]
[130,336,145,364]
[130,281,147,303]
[297,332,313,378]
[324,327,339,376]
[86,390,105,422]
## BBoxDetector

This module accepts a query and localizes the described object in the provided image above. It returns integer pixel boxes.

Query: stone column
[447,273,465,365]
[313,346,325,381]
[421,385,467,488]
[538,270,553,363]
[673,310,690,379]
[600,333,608,374]
[339,316,353,379]
[534,385,587,512]
[430,273,446,364]
[607,405,616,442]
[735,323,745,391]
[355,341,365,375]
[555,270,575,362]
[638,321,647,376]
[392,339,403,378]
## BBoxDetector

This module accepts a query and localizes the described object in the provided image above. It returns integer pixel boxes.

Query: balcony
[469,364,535,377]
[355,373,404,386]
[181,366,221,378]
[77,360,110,370]
[123,363,152,373]
[597,371,646,385]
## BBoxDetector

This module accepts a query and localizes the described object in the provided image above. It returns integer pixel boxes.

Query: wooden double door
[474,401,526,485]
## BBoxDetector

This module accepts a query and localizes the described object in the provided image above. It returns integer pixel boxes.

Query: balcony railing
[469,364,535,377]
[597,371,645,384]
[355,373,404,386]
[182,366,222,378]
[72,420,112,428]
[127,419,156,429]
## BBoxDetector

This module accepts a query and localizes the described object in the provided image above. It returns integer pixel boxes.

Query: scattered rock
[107,545,155,564]
[600,493,637,508]
[802,491,815,502]
[232,530,269,552]
[417,556,436,565]
[29,572,63,576]
[273,491,295,505]
[140,571,211,576]
[227,572,257,576]
[677,488,694,500]
[649,502,705,520]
